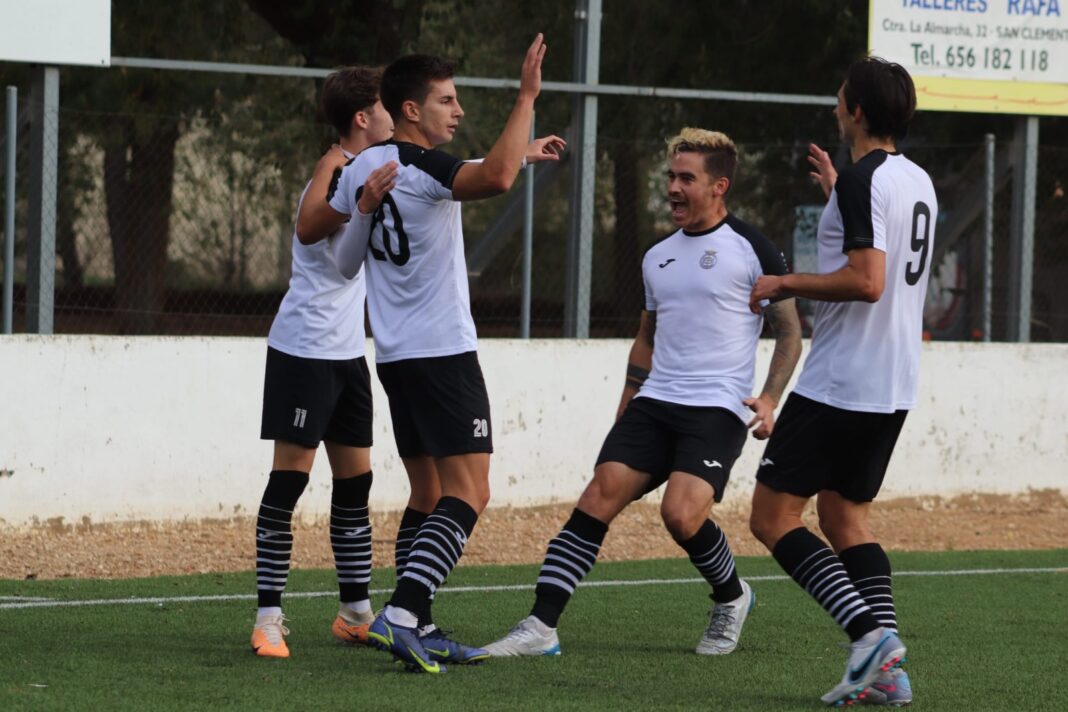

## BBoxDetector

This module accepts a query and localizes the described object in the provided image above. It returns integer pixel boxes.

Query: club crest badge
[700,249,718,269]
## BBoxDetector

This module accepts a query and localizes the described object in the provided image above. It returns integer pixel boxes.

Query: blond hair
[666,127,738,189]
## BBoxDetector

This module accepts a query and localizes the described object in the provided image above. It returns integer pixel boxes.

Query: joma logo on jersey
[700,249,718,269]
[293,408,308,428]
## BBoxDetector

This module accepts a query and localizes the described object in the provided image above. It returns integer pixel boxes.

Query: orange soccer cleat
[331,607,375,645]
[250,613,290,658]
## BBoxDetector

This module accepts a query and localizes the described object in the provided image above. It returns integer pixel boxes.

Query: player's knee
[473,482,491,513]
[576,474,624,522]
[817,510,853,541]
[660,502,703,543]
[749,510,776,548]
[662,512,702,543]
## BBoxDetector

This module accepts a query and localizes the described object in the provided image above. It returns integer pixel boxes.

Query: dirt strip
[2,491,1065,581]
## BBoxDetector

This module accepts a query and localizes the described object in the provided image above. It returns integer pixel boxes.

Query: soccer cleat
[331,607,375,645]
[482,615,561,657]
[366,612,444,673]
[862,668,913,707]
[820,628,906,707]
[250,613,290,658]
[696,580,755,655]
[420,627,491,664]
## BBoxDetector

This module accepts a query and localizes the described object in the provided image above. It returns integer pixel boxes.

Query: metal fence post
[520,113,535,339]
[981,133,994,342]
[1008,116,1037,343]
[564,0,601,338]
[26,66,59,334]
[3,86,16,335]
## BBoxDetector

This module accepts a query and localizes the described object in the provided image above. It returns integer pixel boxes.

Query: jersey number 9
[905,201,931,286]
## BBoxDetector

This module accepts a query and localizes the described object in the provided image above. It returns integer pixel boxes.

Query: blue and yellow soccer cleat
[366,613,444,673]
[420,627,490,665]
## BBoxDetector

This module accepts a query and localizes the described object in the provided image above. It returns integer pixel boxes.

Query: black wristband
[626,364,650,382]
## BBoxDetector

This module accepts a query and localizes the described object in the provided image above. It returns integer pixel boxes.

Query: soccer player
[297,35,565,673]
[250,66,394,659]
[747,57,935,707]
[483,128,802,658]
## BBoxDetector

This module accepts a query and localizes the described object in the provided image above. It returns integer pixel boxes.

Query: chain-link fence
[3,79,1067,340]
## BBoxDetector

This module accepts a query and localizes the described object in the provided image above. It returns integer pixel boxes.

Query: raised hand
[807,143,837,199]
[526,135,567,164]
[519,33,547,102]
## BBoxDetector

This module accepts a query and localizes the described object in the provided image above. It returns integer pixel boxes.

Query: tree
[245,0,427,66]
[55,1,297,332]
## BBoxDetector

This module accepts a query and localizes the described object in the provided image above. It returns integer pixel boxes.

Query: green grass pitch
[1,549,1065,711]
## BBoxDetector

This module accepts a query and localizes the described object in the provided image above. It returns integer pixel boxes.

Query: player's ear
[713,176,730,197]
[402,99,420,123]
[353,111,370,131]
[851,103,865,127]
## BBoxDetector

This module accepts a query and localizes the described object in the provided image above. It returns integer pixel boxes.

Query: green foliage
[3,0,1066,334]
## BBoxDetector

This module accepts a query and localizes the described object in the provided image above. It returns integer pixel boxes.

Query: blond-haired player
[484,127,802,657]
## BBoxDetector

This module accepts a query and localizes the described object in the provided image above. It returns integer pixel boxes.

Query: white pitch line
[0,566,1063,611]
[0,596,53,602]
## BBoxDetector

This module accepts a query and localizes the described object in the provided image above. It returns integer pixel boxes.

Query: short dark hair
[842,56,916,141]
[321,66,383,137]
[381,54,457,121]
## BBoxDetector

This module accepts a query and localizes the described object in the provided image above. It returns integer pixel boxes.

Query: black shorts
[375,351,493,459]
[756,393,908,503]
[260,346,373,449]
[595,397,747,502]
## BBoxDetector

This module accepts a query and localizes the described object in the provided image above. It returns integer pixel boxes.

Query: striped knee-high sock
[394,506,428,577]
[388,497,477,620]
[678,519,743,603]
[839,543,898,633]
[530,508,608,628]
[255,470,309,608]
[772,527,881,642]
[395,507,434,630]
[330,473,373,605]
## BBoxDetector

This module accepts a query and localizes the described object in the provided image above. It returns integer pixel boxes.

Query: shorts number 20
[472,418,489,438]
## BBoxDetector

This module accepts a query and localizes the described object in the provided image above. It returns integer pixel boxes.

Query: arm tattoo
[759,299,802,403]
[641,312,657,348]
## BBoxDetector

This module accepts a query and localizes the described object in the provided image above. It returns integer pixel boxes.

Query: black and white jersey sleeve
[725,215,789,304]
[400,144,465,201]
[834,150,889,252]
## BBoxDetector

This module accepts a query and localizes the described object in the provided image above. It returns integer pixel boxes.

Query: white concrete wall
[0,336,1065,527]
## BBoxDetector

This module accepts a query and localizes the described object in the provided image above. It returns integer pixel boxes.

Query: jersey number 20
[905,201,931,286]
[369,194,411,266]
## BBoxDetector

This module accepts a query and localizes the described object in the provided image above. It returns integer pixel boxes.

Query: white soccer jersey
[329,140,476,363]
[794,149,937,413]
[638,215,789,424]
[267,168,367,360]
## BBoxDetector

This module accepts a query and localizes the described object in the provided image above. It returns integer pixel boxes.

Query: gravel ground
[2,490,1065,580]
